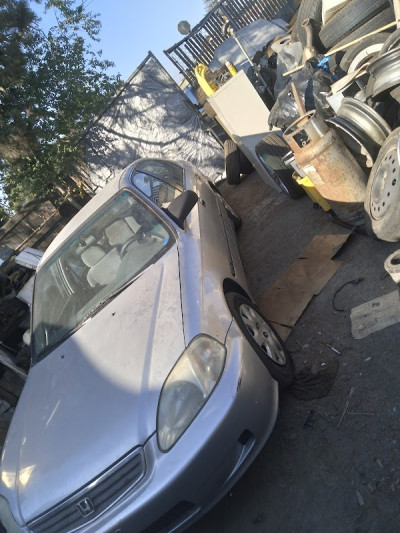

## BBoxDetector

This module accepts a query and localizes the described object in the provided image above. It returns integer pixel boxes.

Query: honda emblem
[77,497,95,517]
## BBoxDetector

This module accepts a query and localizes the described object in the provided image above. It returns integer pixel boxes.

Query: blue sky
[37,0,208,82]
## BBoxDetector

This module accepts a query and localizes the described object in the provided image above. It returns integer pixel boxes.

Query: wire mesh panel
[164,0,296,86]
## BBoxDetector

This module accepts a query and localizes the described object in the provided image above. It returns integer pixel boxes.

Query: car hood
[1,246,184,524]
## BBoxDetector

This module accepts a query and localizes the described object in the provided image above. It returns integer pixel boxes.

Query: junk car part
[326,97,391,168]
[364,127,400,241]
[319,0,391,50]
[284,111,367,224]
[367,46,400,97]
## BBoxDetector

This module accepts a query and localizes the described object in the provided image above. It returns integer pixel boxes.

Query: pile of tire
[222,0,400,237]
[294,0,394,54]
[291,0,400,241]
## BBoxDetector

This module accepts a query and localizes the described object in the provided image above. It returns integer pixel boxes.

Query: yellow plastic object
[225,61,237,76]
[194,64,218,96]
[294,173,331,211]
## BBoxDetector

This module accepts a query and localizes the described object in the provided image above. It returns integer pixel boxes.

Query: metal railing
[164,0,296,86]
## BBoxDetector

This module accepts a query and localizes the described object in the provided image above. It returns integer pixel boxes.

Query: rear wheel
[239,150,254,174]
[226,293,294,387]
[224,140,241,185]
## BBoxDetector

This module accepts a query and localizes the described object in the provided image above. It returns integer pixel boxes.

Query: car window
[31,190,175,363]
[135,160,184,189]
[132,172,181,208]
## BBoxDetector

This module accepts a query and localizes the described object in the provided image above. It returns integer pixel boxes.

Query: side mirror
[165,190,198,229]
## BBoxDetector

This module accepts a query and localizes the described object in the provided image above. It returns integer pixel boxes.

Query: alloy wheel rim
[239,303,286,365]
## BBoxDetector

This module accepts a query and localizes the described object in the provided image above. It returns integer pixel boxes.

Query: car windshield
[31,190,174,362]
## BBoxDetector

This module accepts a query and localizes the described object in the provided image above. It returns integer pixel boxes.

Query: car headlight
[157,335,226,452]
[0,495,23,532]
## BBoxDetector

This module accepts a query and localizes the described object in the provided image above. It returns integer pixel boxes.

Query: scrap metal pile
[222,0,400,242]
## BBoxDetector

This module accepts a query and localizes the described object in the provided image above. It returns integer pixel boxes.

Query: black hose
[332,277,364,312]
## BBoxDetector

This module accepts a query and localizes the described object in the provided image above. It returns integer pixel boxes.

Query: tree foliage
[0,0,121,209]
[203,0,220,12]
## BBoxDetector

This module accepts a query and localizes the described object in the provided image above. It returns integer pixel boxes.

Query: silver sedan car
[0,159,293,533]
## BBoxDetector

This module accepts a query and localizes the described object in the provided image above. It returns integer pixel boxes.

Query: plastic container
[294,173,332,212]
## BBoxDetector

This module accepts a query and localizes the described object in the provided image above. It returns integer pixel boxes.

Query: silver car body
[0,159,278,533]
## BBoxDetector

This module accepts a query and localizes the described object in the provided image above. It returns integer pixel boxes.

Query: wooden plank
[350,290,400,339]
[269,257,342,296]
[257,232,349,334]
[299,232,352,259]
[270,322,292,341]
[258,287,313,327]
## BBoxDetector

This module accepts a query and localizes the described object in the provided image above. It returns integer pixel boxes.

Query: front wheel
[226,293,294,387]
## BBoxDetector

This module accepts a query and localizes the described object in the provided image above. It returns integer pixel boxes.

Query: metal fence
[164,0,296,86]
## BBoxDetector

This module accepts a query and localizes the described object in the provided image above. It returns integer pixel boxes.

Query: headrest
[81,245,106,267]
[76,234,96,255]
[105,219,135,246]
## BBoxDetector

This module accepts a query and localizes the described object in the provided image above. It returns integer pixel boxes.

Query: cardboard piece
[272,257,343,295]
[257,232,351,340]
[258,287,312,327]
[350,290,400,339]
[271,322,292,341]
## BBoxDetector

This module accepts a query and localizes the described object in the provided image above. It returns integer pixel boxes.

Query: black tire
[255,134,305,199]
[226,293,294,387]
[295,0,323,49]
[364,127,400,241]
[380,27,400,55]
[339,32,390,74]
[319,0,391,51]
[224,139,241,185]
[239,150,254,175]
[332,8,395,52]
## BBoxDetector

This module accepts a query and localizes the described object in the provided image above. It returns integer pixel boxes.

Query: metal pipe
[301,18,318,62]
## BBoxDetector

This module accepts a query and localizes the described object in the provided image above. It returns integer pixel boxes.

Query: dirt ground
[188,171,400,533]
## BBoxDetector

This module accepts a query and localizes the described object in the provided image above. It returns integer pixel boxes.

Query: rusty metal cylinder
[283,111,368,225]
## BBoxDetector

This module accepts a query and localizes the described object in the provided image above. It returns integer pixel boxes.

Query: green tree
[0,0,120,209]
[203,0,220,12]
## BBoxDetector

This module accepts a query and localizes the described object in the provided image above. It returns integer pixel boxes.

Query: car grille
[27,447,146,533]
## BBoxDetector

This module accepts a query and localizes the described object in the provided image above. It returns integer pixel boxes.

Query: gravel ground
[188,172,400,533]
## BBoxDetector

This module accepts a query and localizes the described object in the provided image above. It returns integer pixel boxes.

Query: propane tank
[284,111,367,225]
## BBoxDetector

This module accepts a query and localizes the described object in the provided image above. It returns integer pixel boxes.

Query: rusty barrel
[283,111,367,225]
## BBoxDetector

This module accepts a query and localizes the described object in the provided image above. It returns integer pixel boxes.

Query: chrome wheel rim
[370,146,399,220]
[368,47,400,97]
[239,303,286,365]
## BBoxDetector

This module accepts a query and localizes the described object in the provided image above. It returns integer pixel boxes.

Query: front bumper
[9,321,279,533]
